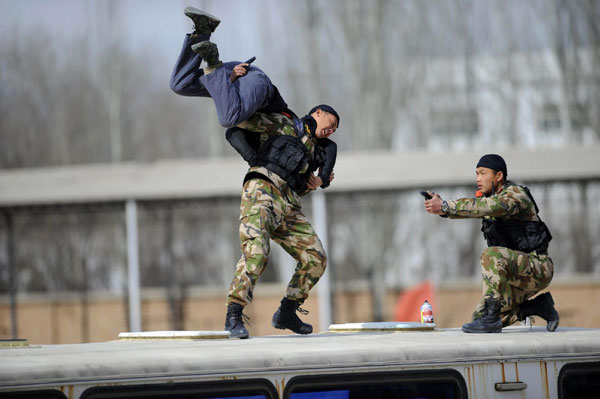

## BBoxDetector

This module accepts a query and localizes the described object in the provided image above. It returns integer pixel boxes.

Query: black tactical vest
[481,183,552,254]
[257,133,314,193]
[247,113,333,194]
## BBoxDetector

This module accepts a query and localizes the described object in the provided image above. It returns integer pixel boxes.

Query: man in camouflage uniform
[424,154,559,333]
[225,107,338,339]
[169,7,340,339]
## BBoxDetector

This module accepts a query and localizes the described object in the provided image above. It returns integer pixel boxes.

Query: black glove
[226,127,260,166]
[316,138,337,188]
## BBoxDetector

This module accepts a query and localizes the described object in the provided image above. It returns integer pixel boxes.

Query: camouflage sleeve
[446,185,534,219]
[236,112,297,137]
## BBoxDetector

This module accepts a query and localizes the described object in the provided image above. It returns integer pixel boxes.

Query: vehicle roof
[2,327,600,388]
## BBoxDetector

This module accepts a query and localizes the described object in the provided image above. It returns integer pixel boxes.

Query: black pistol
[420,191,432,200]
[243,56,256,70]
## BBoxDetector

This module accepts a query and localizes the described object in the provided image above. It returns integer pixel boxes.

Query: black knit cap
[476,154,507,178]
[309,104,340,128]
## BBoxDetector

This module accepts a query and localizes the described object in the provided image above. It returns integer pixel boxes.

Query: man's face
[313,110,338,139]
[476,167,503,195]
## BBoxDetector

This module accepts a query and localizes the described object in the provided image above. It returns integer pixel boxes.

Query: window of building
[539,103,562,131]
[569,103,589,131]
[538,102,589,132]
[431,109,479,137]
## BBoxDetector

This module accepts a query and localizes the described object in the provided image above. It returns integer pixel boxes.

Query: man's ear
[496,171,504,184]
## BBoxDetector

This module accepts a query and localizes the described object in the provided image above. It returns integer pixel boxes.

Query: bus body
[1,326,599,399]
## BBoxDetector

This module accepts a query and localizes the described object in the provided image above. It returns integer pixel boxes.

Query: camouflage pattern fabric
[446,183,554,327]
[237,111,298,138]
[227,177,327,306]
[473,246,553,326]
[446,183,539,221]
[239,111,318,194]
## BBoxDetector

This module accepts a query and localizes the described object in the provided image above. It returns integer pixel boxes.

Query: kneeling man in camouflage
[423,154,559,333]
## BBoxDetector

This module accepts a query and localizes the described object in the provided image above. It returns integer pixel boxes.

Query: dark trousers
[169,33,211,97]
[170,34,275,128]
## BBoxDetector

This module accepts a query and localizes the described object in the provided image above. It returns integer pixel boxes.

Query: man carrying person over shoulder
[170,7,340,339]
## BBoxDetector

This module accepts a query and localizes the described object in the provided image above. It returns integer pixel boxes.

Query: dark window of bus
[0,390,67,399]
[80,379,276,399]
[206,396,265,399]
[285,370,467,399]
[558,361,600,399]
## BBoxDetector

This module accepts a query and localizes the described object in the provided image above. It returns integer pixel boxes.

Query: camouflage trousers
[473,246,554,327]
[227,178,327,307]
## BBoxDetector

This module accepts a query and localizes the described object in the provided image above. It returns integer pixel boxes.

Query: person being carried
[169,7,337,189]
[423,154,559,333]
[170,7,289,127]
[170,7,340,338]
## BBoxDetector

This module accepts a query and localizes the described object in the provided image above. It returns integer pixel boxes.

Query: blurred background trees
[0,0,599,332]
[2,0,598,167]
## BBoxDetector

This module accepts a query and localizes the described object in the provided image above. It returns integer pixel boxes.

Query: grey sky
[0,0,270,73]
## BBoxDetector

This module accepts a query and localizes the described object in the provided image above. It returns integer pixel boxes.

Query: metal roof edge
[1,146,598,207]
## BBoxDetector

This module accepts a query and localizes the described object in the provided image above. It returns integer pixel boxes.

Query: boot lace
[297,307,309,315]
[228,310,251,327]
[242,312,251,326]
[528,316,535,331]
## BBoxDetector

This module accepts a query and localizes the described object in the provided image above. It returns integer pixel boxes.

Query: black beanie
[309,104,340,127]
[476,154,507,178]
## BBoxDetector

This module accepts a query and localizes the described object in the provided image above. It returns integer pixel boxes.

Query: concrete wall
[1,278,599,344]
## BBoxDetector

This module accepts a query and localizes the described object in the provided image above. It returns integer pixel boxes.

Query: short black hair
[309,104,340,128]
[477,154,507,181]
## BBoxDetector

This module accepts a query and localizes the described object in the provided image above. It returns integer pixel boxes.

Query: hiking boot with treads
[462,296,503,333]
[191,41,221,68]
[518,292,559,332]
[184,6,220,35]
[225,303,249,339]
[272,297,313,335]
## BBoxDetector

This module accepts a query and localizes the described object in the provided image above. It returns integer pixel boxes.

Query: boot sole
[271,321,312,335]
[184,7,221,32]
[462,326,502,333]
[228,330,249,339]
[184,7,221,22]
[547,319,559,332]
[191,42,213,53]
[230,333,249,339]
[541,293,560,332]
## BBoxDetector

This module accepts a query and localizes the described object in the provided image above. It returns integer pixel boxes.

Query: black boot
[191,41,221,68]
[462,296,503,333]
[272,297,313,335]
[225,303,249,339]
[184,6,221,35]
[518,292,559,332]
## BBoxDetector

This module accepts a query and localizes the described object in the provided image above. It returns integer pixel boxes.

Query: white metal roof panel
[0,327,599,387]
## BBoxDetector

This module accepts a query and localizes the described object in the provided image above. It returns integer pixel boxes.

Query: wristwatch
[441,200,449,215]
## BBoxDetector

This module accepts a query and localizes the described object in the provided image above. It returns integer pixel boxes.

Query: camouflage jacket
[238,112,318,198]
[446,182,540,222]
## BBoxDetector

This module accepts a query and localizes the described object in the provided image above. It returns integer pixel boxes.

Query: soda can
[420,300,434,323]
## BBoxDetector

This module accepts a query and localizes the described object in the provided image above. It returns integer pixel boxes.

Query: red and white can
[420,300,434,323]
